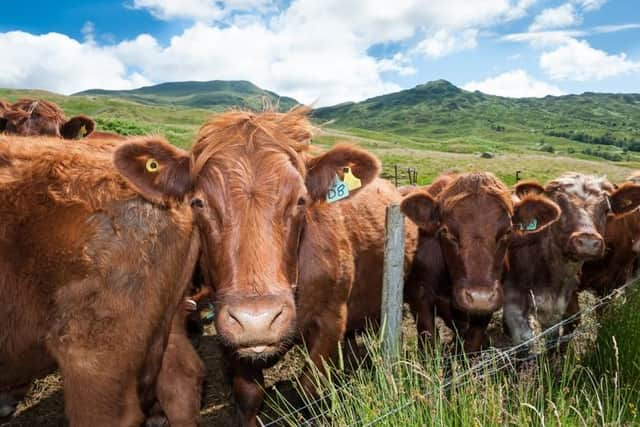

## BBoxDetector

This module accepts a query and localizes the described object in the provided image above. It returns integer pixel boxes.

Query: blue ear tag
[519,218,538,231]
[326,174,350,203]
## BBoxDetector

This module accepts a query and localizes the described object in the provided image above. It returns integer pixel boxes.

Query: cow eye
[297,197,307,206]
[190,198,205,209]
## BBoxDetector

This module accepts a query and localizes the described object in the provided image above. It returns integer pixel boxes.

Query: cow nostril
[269,305,285,328]
[465,290,474,303]
[226,309,244,331]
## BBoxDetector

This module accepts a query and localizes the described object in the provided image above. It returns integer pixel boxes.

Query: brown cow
[400,172,561,352]
[112,107,417,426]
[0,135,204,425]
[1,99,95,139]
[581,174,640,297]
[0,101,8,132]
[503,174,640,353]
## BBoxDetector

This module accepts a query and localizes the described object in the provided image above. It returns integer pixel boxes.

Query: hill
[74,80,300,112]
[314,80,640,165]
[3,82,640,185]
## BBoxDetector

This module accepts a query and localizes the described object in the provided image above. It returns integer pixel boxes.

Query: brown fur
[503,173,640,353]
[581,176,640,297]
[402,172,560,353]
[0,135,204,425]
[1,99,95,139]
[113,107,417,426]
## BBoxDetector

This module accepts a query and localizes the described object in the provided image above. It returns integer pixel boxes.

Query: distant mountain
[74,80,300,112]
[313,80,640,150]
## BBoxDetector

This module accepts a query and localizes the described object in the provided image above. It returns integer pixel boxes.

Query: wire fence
[260,275,639,427]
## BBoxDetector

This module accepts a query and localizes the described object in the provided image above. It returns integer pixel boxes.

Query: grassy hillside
[2,83,640,184]
[74,80,299,112]
[314,80,640,174]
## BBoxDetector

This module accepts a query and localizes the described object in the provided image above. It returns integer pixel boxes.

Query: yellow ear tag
[146,158,160,173]
[343,167,362,191]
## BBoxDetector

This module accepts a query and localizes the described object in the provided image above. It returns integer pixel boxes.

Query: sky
[0,0,638,106]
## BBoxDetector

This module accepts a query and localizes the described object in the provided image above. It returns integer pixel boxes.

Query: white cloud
[0,31,150,94]
[594,23,640,33]
[572,0,607,11]
[0,0,542,105]
[129,0,274,22]
[529,3,580,31]
[414,29,478,58]
[81,21,96,43]
[463,69,564,97]
[130,0,224,21]
[502,29,582,47]
[540,39,640,81]
[376,53,417,76]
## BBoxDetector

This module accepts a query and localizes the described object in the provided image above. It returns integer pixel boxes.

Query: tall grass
[266,286,640,426]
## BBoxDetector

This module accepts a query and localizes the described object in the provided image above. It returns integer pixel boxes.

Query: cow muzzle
[454,281,503,315]
[568,231,604,260]
[216,294,296,358]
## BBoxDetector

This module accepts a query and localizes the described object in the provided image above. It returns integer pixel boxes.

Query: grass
[266,285,640,426]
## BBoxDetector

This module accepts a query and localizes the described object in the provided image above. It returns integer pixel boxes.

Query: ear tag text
[343,167,362,191]
[519,218,538,231]
[146,158,160,173]
[326,174,350,203]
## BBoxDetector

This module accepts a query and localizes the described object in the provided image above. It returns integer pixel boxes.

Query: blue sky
[0,0,638,106]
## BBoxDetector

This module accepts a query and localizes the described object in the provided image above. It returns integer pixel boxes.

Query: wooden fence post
[381,203,405,365]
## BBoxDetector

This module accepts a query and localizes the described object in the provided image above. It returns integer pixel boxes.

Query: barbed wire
[355,277,638,427]
[260,276,638,427]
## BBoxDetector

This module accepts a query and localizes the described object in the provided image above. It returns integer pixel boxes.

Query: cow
[581,174,640,297]
[0,135,204,426]
[503,174,640,354]
[0,101,8,132]
[1,99,95,139]
[400,172,561,353]
[111,107,417,426]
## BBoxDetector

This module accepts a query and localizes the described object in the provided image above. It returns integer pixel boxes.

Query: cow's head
[401,173,560,315]
[521,174,640,262]
[114,108,380,360]
[3,99,95,139]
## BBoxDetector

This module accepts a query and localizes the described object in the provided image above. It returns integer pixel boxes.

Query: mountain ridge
[74,80,300,112]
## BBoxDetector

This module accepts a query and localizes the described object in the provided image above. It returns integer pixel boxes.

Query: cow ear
[400,191,440,233]
[305,143,380,202]
[610,183,640,215]
[114,137,192,205]
[514,180,544,198]
[60,115,96,139]
[513,194,561,234]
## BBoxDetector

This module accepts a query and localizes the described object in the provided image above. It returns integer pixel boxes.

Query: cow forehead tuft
[547,173,613,200]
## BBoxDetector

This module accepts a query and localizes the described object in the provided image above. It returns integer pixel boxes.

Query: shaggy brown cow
[0,135,204,426]
[400,172,561,352]
[112,107,417,426]
[1,99,95,139]
[503,174,640,353]
[0,101,8,132]
[581,174,640,297]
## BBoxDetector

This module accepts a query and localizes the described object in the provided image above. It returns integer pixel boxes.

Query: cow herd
[1,100,640,427]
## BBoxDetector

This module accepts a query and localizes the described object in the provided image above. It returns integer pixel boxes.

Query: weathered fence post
[381,203,405,365]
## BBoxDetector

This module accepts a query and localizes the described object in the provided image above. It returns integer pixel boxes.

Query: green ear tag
[519,218,538,231]
[343,167,362,191]
[326,174,350,203]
